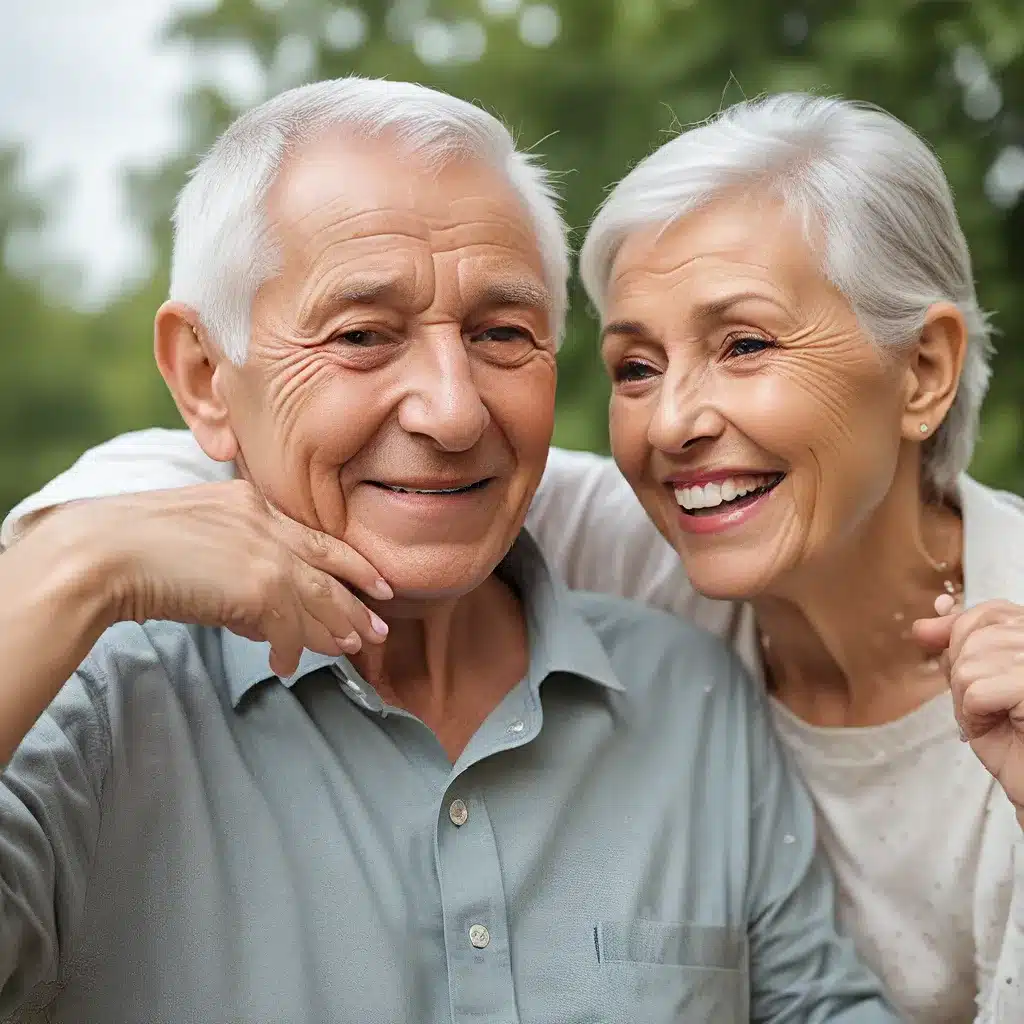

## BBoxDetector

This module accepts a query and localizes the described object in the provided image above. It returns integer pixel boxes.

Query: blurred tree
[3,0,1024,515]
[0,148,114,516]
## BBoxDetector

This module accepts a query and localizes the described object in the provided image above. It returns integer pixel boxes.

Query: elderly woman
[5,93,1024,1023]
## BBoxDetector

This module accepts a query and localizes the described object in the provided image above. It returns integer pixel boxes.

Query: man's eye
[332,330,380,346]
[725,335,776,358]
[613,359,658,383]
[474,326,532,343]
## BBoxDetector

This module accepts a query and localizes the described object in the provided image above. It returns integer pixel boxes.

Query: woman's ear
[154,301,239,463]
[901,302,968,442]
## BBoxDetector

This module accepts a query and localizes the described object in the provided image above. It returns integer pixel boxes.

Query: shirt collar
[220,528,624,708]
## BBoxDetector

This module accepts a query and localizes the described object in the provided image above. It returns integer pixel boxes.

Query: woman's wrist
[22,504,134,634]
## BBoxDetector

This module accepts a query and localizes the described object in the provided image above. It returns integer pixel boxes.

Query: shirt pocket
[592,921,749,1024]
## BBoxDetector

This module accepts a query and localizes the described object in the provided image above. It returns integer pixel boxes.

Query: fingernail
[935,594,956,616]
[370,613,389,636]
[374,579,393,599]
[957,723,968,742]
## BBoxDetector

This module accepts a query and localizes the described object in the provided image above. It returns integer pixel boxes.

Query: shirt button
[468,924,490,949]
[508,719,525,735]
[448,799,469,827]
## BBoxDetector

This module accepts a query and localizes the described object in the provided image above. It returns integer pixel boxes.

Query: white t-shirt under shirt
[4,433,1024,1022]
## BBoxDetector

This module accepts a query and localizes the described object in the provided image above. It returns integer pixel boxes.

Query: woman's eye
[474,325,533,343]
[725,335,775,358]
[614,359,658,383]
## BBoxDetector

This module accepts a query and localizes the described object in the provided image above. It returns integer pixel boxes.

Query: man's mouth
[674,473,785,516]
[369,479,492,496]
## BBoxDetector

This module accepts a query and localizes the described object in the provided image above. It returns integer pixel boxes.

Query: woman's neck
[753,469,963,727]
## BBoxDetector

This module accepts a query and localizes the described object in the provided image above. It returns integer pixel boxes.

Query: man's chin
[364,540,512,605]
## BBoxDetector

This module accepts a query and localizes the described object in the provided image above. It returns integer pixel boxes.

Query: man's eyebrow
[296,272,413,330]
[470,278,553,312]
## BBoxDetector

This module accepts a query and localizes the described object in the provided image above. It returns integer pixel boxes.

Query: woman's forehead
[606,199,822,309]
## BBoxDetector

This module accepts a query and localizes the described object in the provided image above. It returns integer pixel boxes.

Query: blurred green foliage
[2,0,1024,517]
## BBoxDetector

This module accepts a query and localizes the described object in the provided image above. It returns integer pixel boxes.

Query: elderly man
[0,78,896,1022]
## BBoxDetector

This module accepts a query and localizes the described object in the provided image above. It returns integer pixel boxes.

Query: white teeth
[673,474,779,511]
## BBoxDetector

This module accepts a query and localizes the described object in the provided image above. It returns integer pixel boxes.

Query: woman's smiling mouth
[674,472,785,516]
[665,471,786,535]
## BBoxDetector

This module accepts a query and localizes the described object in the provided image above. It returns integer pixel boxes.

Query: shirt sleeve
[741,671,900,1023]
[1,428,231,547]
[0,664,112,1015]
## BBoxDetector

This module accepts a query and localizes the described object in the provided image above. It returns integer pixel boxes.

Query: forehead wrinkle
[293,268,423,334]
[428,225,542,264]
[612,250,798,323]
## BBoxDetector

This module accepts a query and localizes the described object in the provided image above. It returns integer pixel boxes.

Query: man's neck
[351,573,529,761]
[754,462,963,727]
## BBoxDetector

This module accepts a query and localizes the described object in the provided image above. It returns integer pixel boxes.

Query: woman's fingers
[911,612,957,652]
[261,600,307,679]
[274,512,392,601]
[295,564,388,649]
[962,673,1024,720]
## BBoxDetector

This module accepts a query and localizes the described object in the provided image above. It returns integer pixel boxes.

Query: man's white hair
[579,92,994,492]
[169,77,569,364]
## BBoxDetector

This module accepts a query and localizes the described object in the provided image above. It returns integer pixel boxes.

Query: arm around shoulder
[1,428,227,547]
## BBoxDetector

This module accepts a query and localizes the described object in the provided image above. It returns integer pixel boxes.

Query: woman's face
[602,194,917,601]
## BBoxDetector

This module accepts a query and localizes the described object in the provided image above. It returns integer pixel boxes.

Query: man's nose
[397,333,491,452]
[646,367,727,453]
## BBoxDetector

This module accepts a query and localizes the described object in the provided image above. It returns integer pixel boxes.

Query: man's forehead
[262,133,550,317]
[266,130,537,249]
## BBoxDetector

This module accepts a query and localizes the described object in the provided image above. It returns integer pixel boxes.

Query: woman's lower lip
[673,485,778,535]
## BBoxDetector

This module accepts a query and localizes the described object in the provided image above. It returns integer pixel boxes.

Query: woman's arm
[0,482,391,762]
[1,429,230,547]
[3,435,740,640]
[5,439,687,603]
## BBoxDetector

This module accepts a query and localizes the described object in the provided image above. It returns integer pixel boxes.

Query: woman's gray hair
[170,77,569,364]
[579,92,994,492]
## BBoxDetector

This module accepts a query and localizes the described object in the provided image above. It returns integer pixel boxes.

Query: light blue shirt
[0,532,897,1022]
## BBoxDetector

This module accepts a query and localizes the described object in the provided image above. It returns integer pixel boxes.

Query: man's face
[215,132,557,599]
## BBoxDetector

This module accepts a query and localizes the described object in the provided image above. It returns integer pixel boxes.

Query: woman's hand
[914,598,1024,820]
[58,480,392,678]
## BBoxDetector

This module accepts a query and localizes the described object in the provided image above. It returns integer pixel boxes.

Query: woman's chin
[678,548,784,602]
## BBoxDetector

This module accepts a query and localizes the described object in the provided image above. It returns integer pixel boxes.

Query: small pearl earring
[918,422,929,434]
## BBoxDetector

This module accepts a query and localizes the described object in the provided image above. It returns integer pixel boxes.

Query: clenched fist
[914,598,1024,818]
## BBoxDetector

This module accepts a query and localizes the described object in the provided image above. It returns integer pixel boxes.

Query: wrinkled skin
[158,131,558,605]
[602,194,925,602]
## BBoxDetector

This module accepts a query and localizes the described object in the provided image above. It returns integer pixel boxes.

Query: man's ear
[154,301,239,463]
[900,301,968,442]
